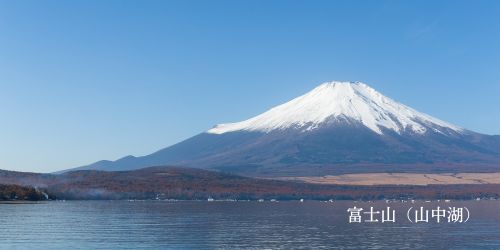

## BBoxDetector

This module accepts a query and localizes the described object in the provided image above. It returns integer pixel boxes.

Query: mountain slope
[208,82,462,135]
[67,81,500,176]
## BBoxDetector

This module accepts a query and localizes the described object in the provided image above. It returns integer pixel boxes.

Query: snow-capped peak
[207,81,463,135]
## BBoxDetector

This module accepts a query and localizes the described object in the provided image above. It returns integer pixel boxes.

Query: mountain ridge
[208,81,464,135]
[65,81,500,176]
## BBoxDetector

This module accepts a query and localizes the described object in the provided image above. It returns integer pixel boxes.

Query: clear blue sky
[0,0,499,173]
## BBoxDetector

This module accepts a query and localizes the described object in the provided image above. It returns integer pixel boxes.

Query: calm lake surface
[0,200,499,249]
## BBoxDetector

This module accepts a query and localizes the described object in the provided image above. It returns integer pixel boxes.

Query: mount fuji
[67,81,500,176]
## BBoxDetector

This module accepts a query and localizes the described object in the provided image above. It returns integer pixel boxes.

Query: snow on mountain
[66,80,500,176]
[208,81,463,135]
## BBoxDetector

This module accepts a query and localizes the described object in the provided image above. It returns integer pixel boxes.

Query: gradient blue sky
[1,0,499,172]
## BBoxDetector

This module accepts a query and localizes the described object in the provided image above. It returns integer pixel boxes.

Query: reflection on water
[0,200,499,249]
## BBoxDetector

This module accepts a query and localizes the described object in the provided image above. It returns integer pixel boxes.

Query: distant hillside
[1,167,500,200]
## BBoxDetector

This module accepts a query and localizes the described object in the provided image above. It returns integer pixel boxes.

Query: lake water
[0,200,499,249]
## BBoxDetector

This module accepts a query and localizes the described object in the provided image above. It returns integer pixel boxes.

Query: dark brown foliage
[1,166,499,200]
[0,183,46,201]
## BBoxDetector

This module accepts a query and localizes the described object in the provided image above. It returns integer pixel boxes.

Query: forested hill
[1,166,499,200]
[0,183,47,201]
